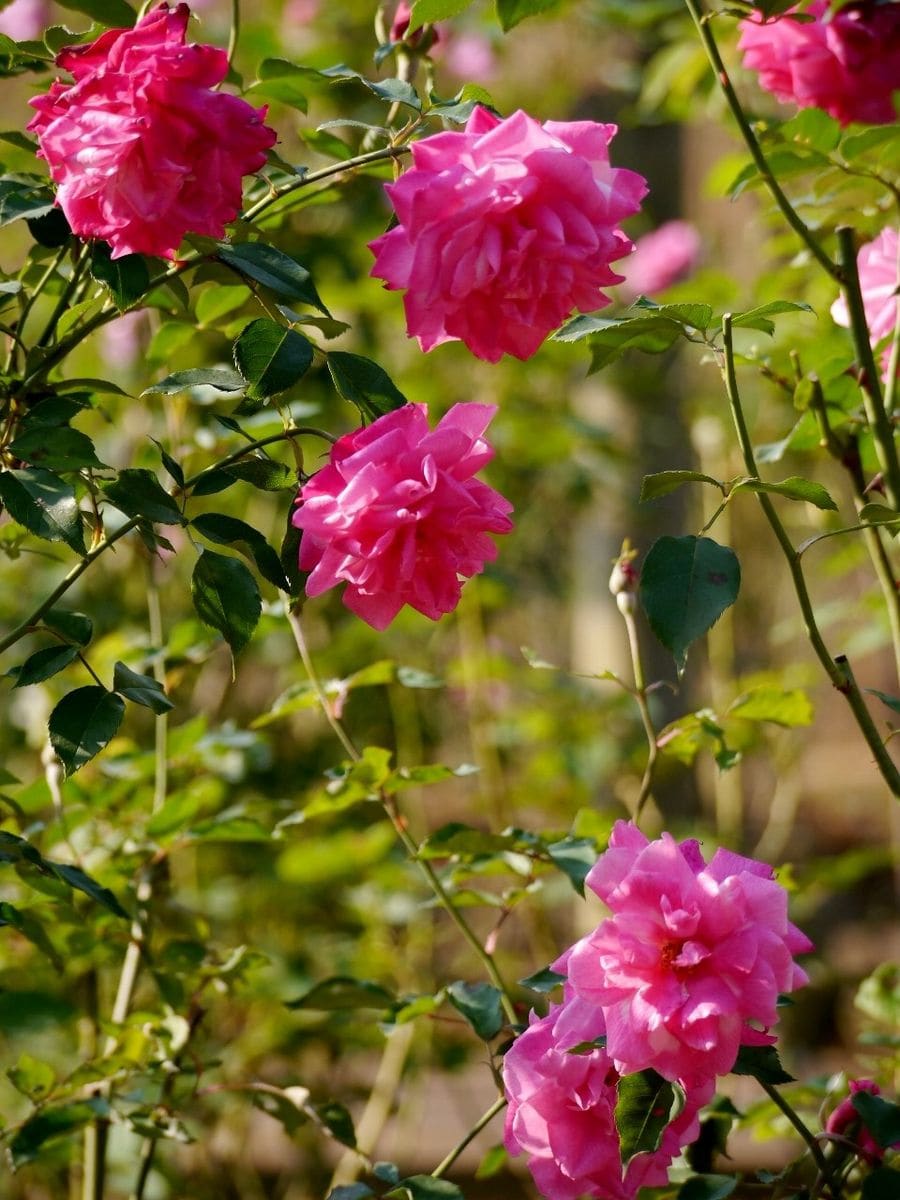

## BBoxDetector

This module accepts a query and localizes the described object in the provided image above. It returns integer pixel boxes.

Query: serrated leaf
[8,425,104,472]
[327,352,407,419]
[100,468,184,524]
[286,976,396,1011]
[639,535,741,672]
[0,177,54,227]
[859,503,900,527]
[112,661,174,714]
[730,1044,794,1084]
[728,685,813,727]
[246,59,309,111]
[729,301,813,335]
[641,470,723,501]
[731,475,837,511]
[12,644,80,687]
[615,1069,679,1165]
[191,513,288,591]
[233,318,314,402]
[223,457,296,491]
[49,686,125,776]
[142,367,246,396]
[446,980,504,1039]
[191,550,261,655]
[89,242,150,310]
[55,0,136,25]
[219,243,329,315]
[0,467,84,552]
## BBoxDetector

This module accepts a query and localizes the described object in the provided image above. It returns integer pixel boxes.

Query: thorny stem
[758,1080,841,1199]
[430,1095,507,1179]
[285,603,519,1025]
[682,0,840,281]
[721,317,900,795]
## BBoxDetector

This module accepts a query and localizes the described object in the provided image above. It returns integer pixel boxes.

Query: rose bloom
[825,1079,900,1163]
[831,227,899,379]
[0,0,50,40]
[369,106,647,362]
[617,220,701,303]
[738,1,900,127]
[564,821,812,1084]
[28,3,276,259]
[503,997,713,1200]
[291,403,512,630]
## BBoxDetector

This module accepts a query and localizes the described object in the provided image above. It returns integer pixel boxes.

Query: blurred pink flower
[564,821,812,1084]
[831,227,899,379]
[292,403,513,630]
[503,997,713,1200]
[28,3,275,259]
[0,0,49,40]
[99,309,151,370]
[617,220,701,302]
[369,106,647,362]
[826,1079,899,1162]
[443,31,497,82]
[738,1,900,127]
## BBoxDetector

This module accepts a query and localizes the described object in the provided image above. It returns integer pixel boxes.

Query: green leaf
[731,475,837,511]
[730,1044,794,1084]
[475,1145,508,1180]
[191,513,289,591]
[677,1176,739,1200]
[286,976,396,1011]
[48,686,125,776]
[89,242,151,310]
[246,59,309,111]
[641,470,723,501]
[101,468,184,525]
[0,832,127,916]
[7,1054,56,1101]
[407,0,473,35]
[146,790,203,839]
[12,644,80,687]
[729,301,813,336]
[9,1098,111,1169]
[327,1187,374,1200]
[859,503,900,527]
[862,1168,900,1200]
[0,902,63,970]
[391,1178,465,1200]
[112,661,174,714]
[219,242,329,315]
[313,1101,356,1148]
[418,823,517,859]
[546,836,597,896]
[190,550,261,654]
[55,0,136,25]
[727,685,813,727]
[0,467,85,552]
[223,457,296,491]
[142,366,246,395]
[495,0,559,32]
[639,535,740,672]
[8,426,104,471]
[615,1069,679,1165]
[446,981,504,1039]
[851,1091,900,1151]
[553,313,684,371]
[865,688,900,714]
[0,177,55,227]
[518,967,566,994]
[43,609,92,646]
[232,318,314,403]
[327,351,408,419]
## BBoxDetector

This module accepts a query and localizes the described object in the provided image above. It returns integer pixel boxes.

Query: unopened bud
[609,541,640,599]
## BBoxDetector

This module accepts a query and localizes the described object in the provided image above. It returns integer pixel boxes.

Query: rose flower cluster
[503,821,813,1199]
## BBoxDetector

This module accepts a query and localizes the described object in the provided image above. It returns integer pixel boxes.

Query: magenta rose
[369,107,647,362]
[738,1,900,127]
[563,821,812,1085]
[831,227,899,380]
[825,1079,900,1163]
[28,3,276,260]
[291,403,513,630]
[503,997,713,1200]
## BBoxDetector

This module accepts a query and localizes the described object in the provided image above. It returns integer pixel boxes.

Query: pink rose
[390,1,440,47]
[617,220,701,303]
[291,403,513,630]
[369,107,647,362]
[503,998,713,1200]
[825,1079,900,1162]
[563,821,813,1085]
[28,3,276,260]
[738,1,900,127]
[0,0,49,40]
[831,227,899,379]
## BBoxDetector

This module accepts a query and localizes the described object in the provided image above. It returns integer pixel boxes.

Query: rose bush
[28,2,275,259]
[291,403,513,629]
[369,106,647,362]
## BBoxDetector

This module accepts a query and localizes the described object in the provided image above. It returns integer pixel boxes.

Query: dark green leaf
[142,367,246,396]
[851,1091,900,1151]
[615,1069,679,1165]
[518,967,566,994]
[286,976,396,1011]
[391,1178,465,1200]
[43,609,92,646]
[12,644,80,687]
[112,661,174,714]
[90,242,151,310]
[9,1098,111,1169]
[553,313,684,371]
[327,1187,374,1200]
[0,177,54,227]
[730,1044,794,1084]
[865,688,900,714]
[191,550,261,655]
[191,512,289,591]
[233,318,314,402]
[314,1101,356,1148]
[8,425,104,471]
[546,836,597,896]
[447,980,504,1039]
[641,470,723,501]
[150,438,185,488]
[862,1167,900,1200]
[51,862,127,917]
[100,468,184,524]
[677,1176,738,1200]
[0,467,84,552]
[639,535,741,672]
[223,457,296,491]
[495,0,559,32]
[327,352,408,419]
[49,686,125,777]
[55,0,136,25]
[0,903,63,970]
[219,243,329,315]
[731,475,837,511]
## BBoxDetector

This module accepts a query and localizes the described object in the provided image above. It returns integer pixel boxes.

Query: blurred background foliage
[0,0,897,1197]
